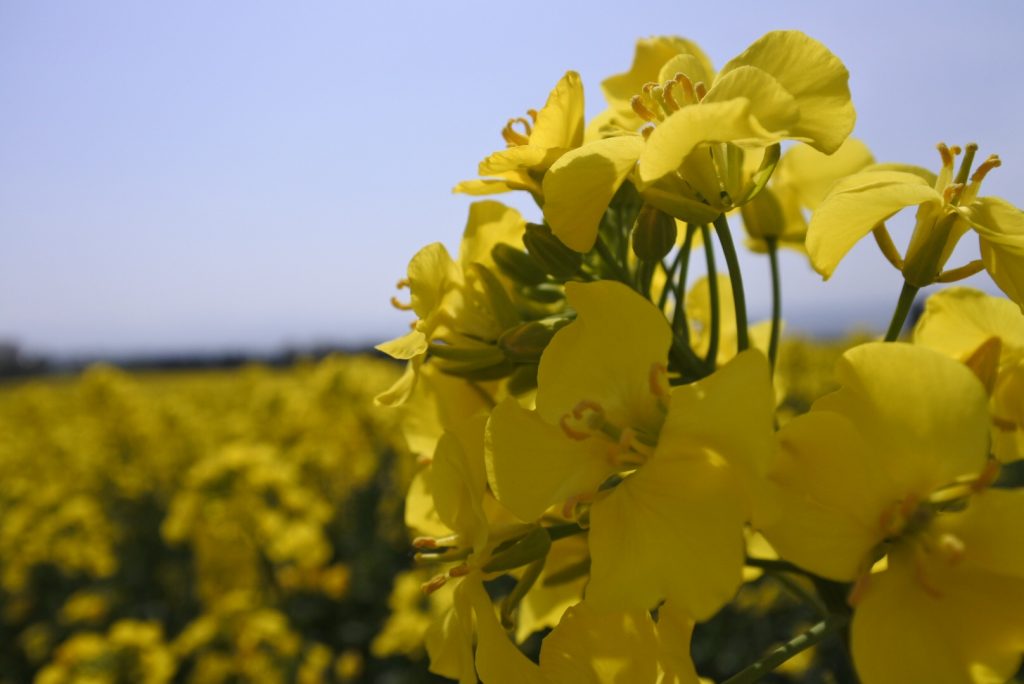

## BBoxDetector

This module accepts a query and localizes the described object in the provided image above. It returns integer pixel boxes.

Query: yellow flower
[807,143,1024,307]
[376,201,524,405]
[486,280,775,618]
[762,342,1024,683]
[741,138,874,252]
[543,30,855,253]
[914,287,1024,463]
[454,71,584,200]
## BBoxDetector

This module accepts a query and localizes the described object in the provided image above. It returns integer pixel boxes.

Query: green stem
[673,225,697,345]
[595,233,631,285]
[722,614,849,684]
[766,237,781,371]
[712,213,749,351]
[658,250,683,311]
[884,280,919,342]
[701,224,720,369]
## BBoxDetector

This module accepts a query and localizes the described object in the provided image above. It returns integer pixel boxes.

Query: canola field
[0,341,860,683]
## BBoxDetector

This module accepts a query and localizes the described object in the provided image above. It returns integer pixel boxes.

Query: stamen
[693,81,708,101]
[937,142,955,169]
[641,126,654,140]
[560,414,590,441]
[447,563,471,578]
[390,296,414,311]
[661,80,681,112]
[969,459,1001,493]
[412,536,439,550]
[526,109,538,123]
[847,571,871,607]
[672,73,695,105]
[396,278,410,289]
[421,574,448,595]
[971,154,1001,183]
[631,95,657,122]
[501,117,533,146]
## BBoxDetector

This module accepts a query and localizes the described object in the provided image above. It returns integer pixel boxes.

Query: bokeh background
[2,2,1024,682]
[3,0,1023,360]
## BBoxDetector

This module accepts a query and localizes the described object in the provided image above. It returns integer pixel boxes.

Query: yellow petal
[539,602,661,684]
[718,30,854,154]
[762,411,891,581]
[516,535,589,643]
[935,489,1024,579]
[459,201,525,269]
[775,137,875,210]
[543,136,645,252]
[374,357,420,407]
[815,343,990,497]
[806,171,940,279]
[466,577,551,684]
[485,398,614,522]
[662,350,776,488]
[638,99,777,186]
[376,329,428,361]
[586,449,747,619]
[536,280,670,436]
[454,170,541,197]
[601,36,714,118]
[404,467,452,538]
[913,287,1024,362]
[480,145,551,175]
[429,415,489,546]
[425,582,476,683]
[656,53,712,88]
[852,549,1024,684]
[529,70,585,152]
[407,242,462,319]
[653,601,701,684]
[702,65,799,134]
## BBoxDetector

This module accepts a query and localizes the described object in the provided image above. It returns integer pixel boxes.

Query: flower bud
[631,204,677,261]
[498,316,571,363]
[523,222,583,279]
[491,243,548,286]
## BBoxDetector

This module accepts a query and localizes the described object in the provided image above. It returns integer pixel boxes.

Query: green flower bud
[491,243,548,286]
[523,222,583,280]
[631,204,677,261]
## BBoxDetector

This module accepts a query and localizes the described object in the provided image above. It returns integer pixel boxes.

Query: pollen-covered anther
[559,414,590,441]
[937,142,956,169]
[412,536,439,550]
[661,80,681,112]
[693,81,708,101]
[971,154,1001,183]
[447,563,472,578]
[421,574,448,595]
[502,117,533,146]
[641,125,654,140]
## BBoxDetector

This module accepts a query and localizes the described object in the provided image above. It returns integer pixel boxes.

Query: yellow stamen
[969,459,1001,493]
[390,296,414,311]
[501,117,533,146]
[447,563,471,578]
[421,574,448,595]
[673,73,696,105]
[559,414,590,441]
[661,80,681,112]
[971,154,1001,183]
[693,81,708,101]
[937,142,955,169]
[631,95,657,122]
[942,182,965,205]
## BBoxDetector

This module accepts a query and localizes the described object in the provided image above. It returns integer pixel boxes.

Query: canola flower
[378,26,1024,684]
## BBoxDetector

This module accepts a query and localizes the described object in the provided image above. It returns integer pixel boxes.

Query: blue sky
[2,1,1022,355]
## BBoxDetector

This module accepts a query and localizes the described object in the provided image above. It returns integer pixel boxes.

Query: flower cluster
[379,30,1024,683]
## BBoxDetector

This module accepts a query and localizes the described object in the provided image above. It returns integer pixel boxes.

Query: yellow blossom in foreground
[486,280,776,618]
[914,287,1024,463]
[762,342,1024,683]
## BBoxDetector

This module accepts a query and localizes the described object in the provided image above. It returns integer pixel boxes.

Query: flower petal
[586,449,747,619]
[485,398,614,522]
[852,550,1024,684]
[543,136,645,252]
[601,36,714,118]
[638,99,778,186]
[458,201,525,269]
[913,287,1024,362]
[815,343,990,498]
[718,30,854,154]
[775,137,875,210]
[806,171,940,279]
[529,70,585,152]
[536,280,671,435]
[702,65,799,134]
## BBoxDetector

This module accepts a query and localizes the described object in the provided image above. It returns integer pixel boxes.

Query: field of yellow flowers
[0,339,867,683]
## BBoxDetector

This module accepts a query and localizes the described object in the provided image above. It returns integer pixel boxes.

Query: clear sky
[2,1,1022,356]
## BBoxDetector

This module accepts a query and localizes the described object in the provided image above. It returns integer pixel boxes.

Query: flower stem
[701,224,720,369]
[766,237,781,371]
[884,280,919,342]
[712,213,749,351]
[722,614,849,684]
